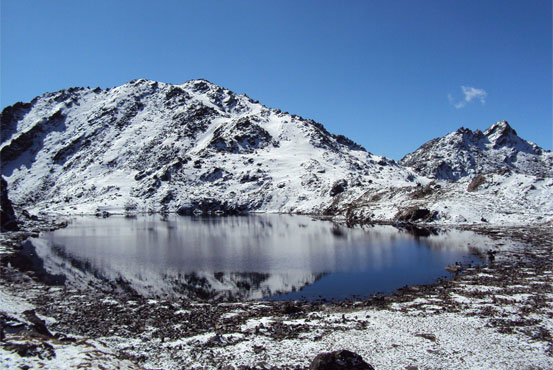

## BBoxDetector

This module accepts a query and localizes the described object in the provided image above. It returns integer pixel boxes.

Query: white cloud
[462,86,487,104]
[449,86,487,109]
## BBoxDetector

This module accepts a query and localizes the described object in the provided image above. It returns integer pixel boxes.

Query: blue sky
[1,0,551,159]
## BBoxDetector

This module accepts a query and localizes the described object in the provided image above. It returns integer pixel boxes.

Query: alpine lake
[23,214,490,302]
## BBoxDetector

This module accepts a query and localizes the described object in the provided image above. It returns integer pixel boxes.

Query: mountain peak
[0,79,405,214]
[484,120,517,140]
[400,121,552,180]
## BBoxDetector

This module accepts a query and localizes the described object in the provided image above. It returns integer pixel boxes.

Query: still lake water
[28,214,486,301]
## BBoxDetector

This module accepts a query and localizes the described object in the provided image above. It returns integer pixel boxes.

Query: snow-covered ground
[334,171,553,225]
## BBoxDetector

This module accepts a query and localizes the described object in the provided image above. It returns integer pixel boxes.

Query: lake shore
[1,216,552,369]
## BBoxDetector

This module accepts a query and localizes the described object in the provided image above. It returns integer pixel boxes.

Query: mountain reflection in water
[28,214,488,301]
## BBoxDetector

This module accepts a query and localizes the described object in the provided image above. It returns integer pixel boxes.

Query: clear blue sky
[1,0,551,159]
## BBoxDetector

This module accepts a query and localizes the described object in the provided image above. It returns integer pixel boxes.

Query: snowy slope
[333,171,553,225]
[327,121,553,225]
[0,79,417,215]
[399,121,553,180]
[1,81,552,225]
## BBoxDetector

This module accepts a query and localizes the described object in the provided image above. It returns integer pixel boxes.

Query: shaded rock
[208,117,275,154]
[3,341,55,359]
[1,176,19,231]
[330,179,347,197]
[395,208,437,223]
[467,174,486,192]
[416,333,437,342]
[445,263,462,274]
[0,109,66,163]
[23,310,54,338]
[309,350,374,370]
[176,199,248,215]
[282,303,302,315]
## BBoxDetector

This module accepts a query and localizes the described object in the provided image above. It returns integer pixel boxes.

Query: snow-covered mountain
[1,80,552,225]
[0,79,416,215]
[323,121,553,225]
[399,121,553,180]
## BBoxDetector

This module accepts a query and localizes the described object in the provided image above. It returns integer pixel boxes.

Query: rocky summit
[399,120,553,181]
[0,79,414,215]
[1,79,552,225]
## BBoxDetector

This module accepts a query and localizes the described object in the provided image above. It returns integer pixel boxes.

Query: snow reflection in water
[28,214,488,301]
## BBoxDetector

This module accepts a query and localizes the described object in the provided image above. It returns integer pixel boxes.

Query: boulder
[23,310,54,338]
[330,180,347,197]
[309,350,374,370]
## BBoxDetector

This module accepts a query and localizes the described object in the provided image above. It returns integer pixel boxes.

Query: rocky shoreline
[1,216,552,369]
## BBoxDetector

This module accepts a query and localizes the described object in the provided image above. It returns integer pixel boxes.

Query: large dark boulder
[330,179,347,197]
[309,350,374,370]
[1,176,19,231]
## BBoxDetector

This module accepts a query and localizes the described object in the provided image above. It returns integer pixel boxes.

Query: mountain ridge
[399,120,552,180]
[0,79,413,216]
[1,79,552,225]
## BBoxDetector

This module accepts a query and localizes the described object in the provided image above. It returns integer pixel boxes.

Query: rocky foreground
[1,218,552,369]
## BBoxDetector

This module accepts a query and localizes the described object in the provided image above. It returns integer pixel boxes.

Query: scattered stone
[445,263,462,274]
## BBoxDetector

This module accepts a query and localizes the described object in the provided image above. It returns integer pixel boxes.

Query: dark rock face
[396,208,437,223]
[2,341,56,360]
[208,117,275,154]
[0,109,66,166]
[176,198,248,215]
[330,180,347,197]
[23,310,54,338]
[309,350,375,370]
[1,177,19,231]
[1,101,33,144]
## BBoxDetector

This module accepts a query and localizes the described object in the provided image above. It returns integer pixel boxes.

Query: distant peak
[455,127,472,135]
[181,78,218,87]
[484,120,517,138]
[180,79,221,93]
[194,78,215,84]
[127,78,155,85]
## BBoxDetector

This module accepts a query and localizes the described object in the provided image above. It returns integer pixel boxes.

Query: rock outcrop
[1,176,18,231]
